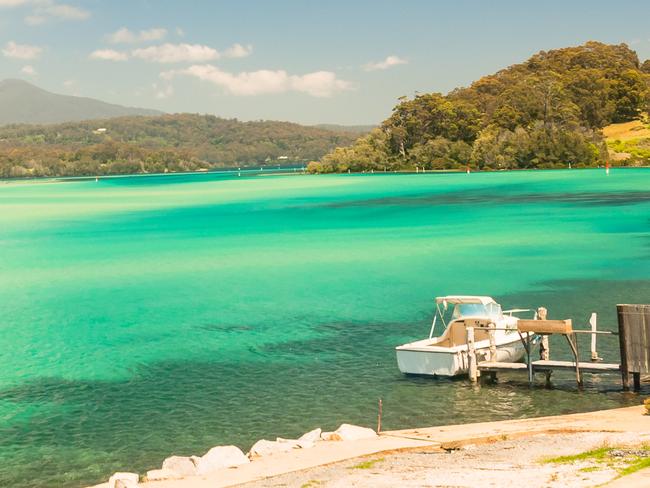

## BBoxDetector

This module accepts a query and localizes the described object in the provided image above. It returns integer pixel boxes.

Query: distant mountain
[0,79,162,125]
[313,123,375,134]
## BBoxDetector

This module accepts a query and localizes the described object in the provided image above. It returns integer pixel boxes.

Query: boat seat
[438,319,492,347]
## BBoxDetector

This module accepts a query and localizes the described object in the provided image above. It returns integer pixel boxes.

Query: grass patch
[349,457,385,470]
[300,481,322,488]
[618,456,650,477]
[544,445,650,480]
[543,446,611,464]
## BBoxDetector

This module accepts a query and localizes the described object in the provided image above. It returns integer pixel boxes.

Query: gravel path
[240,432,647,488]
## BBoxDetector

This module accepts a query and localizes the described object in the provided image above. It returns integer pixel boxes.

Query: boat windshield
[451,302,502,319]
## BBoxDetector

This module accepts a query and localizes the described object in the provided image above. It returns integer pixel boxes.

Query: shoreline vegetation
[309,42,650,174]
[89,405,649,488]
[0,115,358,178]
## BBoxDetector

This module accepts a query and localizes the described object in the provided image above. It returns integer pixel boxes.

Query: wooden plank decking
[477,361,528,371]
[477,360,620,375]
[531,360,620,373]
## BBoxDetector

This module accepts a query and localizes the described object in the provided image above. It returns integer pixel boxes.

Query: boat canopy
[435,296,496,306]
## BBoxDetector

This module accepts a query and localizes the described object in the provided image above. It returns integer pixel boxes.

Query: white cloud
[24,14,45,25]
[63,79,75,88]
[363,55,408,71]
[2,40,42,59]
[0,0,30,8]
[108,27,138,44]
[139,28,167,42]
[162,64,352,97]
[90,49,128,61]
[21,64,36,75]
[175,27,184,37]
[0,0,29,6]
[88,41,254,65]
[38,3,89,20]
[152,82,173,99]
[3,0,91,25]
[132,43,219,63]
[108,27,167,44]
[223,43,252,59]
[290,71,351,97]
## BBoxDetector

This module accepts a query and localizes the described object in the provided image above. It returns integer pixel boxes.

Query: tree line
[0,114,358,178]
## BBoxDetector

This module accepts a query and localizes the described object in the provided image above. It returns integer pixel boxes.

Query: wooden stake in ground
[377,398,383,434]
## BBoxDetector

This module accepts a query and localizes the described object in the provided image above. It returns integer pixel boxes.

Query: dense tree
[0,114,359,177]
[608,69,648,122]
[642,60,650,74]
[310,129,390,173]
[316,42,650,173]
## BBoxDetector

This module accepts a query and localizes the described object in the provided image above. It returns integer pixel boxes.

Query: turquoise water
[0,169,649,487]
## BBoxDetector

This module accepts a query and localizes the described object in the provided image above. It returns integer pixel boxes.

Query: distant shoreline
[2,165,649,184]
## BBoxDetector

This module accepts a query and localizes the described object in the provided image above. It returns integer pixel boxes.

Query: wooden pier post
[572,333,583,387]
[618,305,630,390]
[617,304,650,392]
[527,333,534,384]
[590,313,601,361]
[487,323,498,381]
[536,307,551,385]
[488,323,497,361]
[537,307,550,360]
[467,327,478,382]
[377,398,382,434]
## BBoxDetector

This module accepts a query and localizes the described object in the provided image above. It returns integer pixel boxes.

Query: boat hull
[396,338,528,377]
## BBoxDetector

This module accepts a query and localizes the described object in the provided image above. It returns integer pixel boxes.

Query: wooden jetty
[618,304,650,391]
[468,304,650,390]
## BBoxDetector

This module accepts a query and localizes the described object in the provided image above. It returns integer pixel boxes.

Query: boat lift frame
[467,313,620,387]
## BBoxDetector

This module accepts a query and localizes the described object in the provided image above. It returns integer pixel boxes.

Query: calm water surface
[0,169,649,487]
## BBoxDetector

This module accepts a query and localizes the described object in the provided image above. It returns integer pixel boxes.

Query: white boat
[396,295,535,377]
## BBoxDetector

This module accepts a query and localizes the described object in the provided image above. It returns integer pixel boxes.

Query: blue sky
[1,0,649,125]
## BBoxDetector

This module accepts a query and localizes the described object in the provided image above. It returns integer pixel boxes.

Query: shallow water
[0,169,649,487]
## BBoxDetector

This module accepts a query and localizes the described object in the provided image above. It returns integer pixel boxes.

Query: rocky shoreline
[91,406,650,488]
[98,424,379,488]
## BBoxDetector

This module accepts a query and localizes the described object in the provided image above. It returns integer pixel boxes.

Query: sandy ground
[240,431,646,488]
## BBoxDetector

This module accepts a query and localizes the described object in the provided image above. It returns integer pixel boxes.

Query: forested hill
[311,42,650,173]
[0,114,359,177]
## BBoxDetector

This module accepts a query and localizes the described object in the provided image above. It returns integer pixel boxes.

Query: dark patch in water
[325,191,650,209]
[197,323,254,332]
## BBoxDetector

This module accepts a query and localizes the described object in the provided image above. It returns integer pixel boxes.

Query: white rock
[320,431,341,441]
[145,468,180,481]
[334,424,377,441]
[248,439,296,458]
[108,472,139,488]
[299,428,322,443]
[114,481,138,488]
[195,445,249,474]
[161,455,197,476]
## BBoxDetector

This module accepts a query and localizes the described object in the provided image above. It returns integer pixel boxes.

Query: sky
[1,0,650,125]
